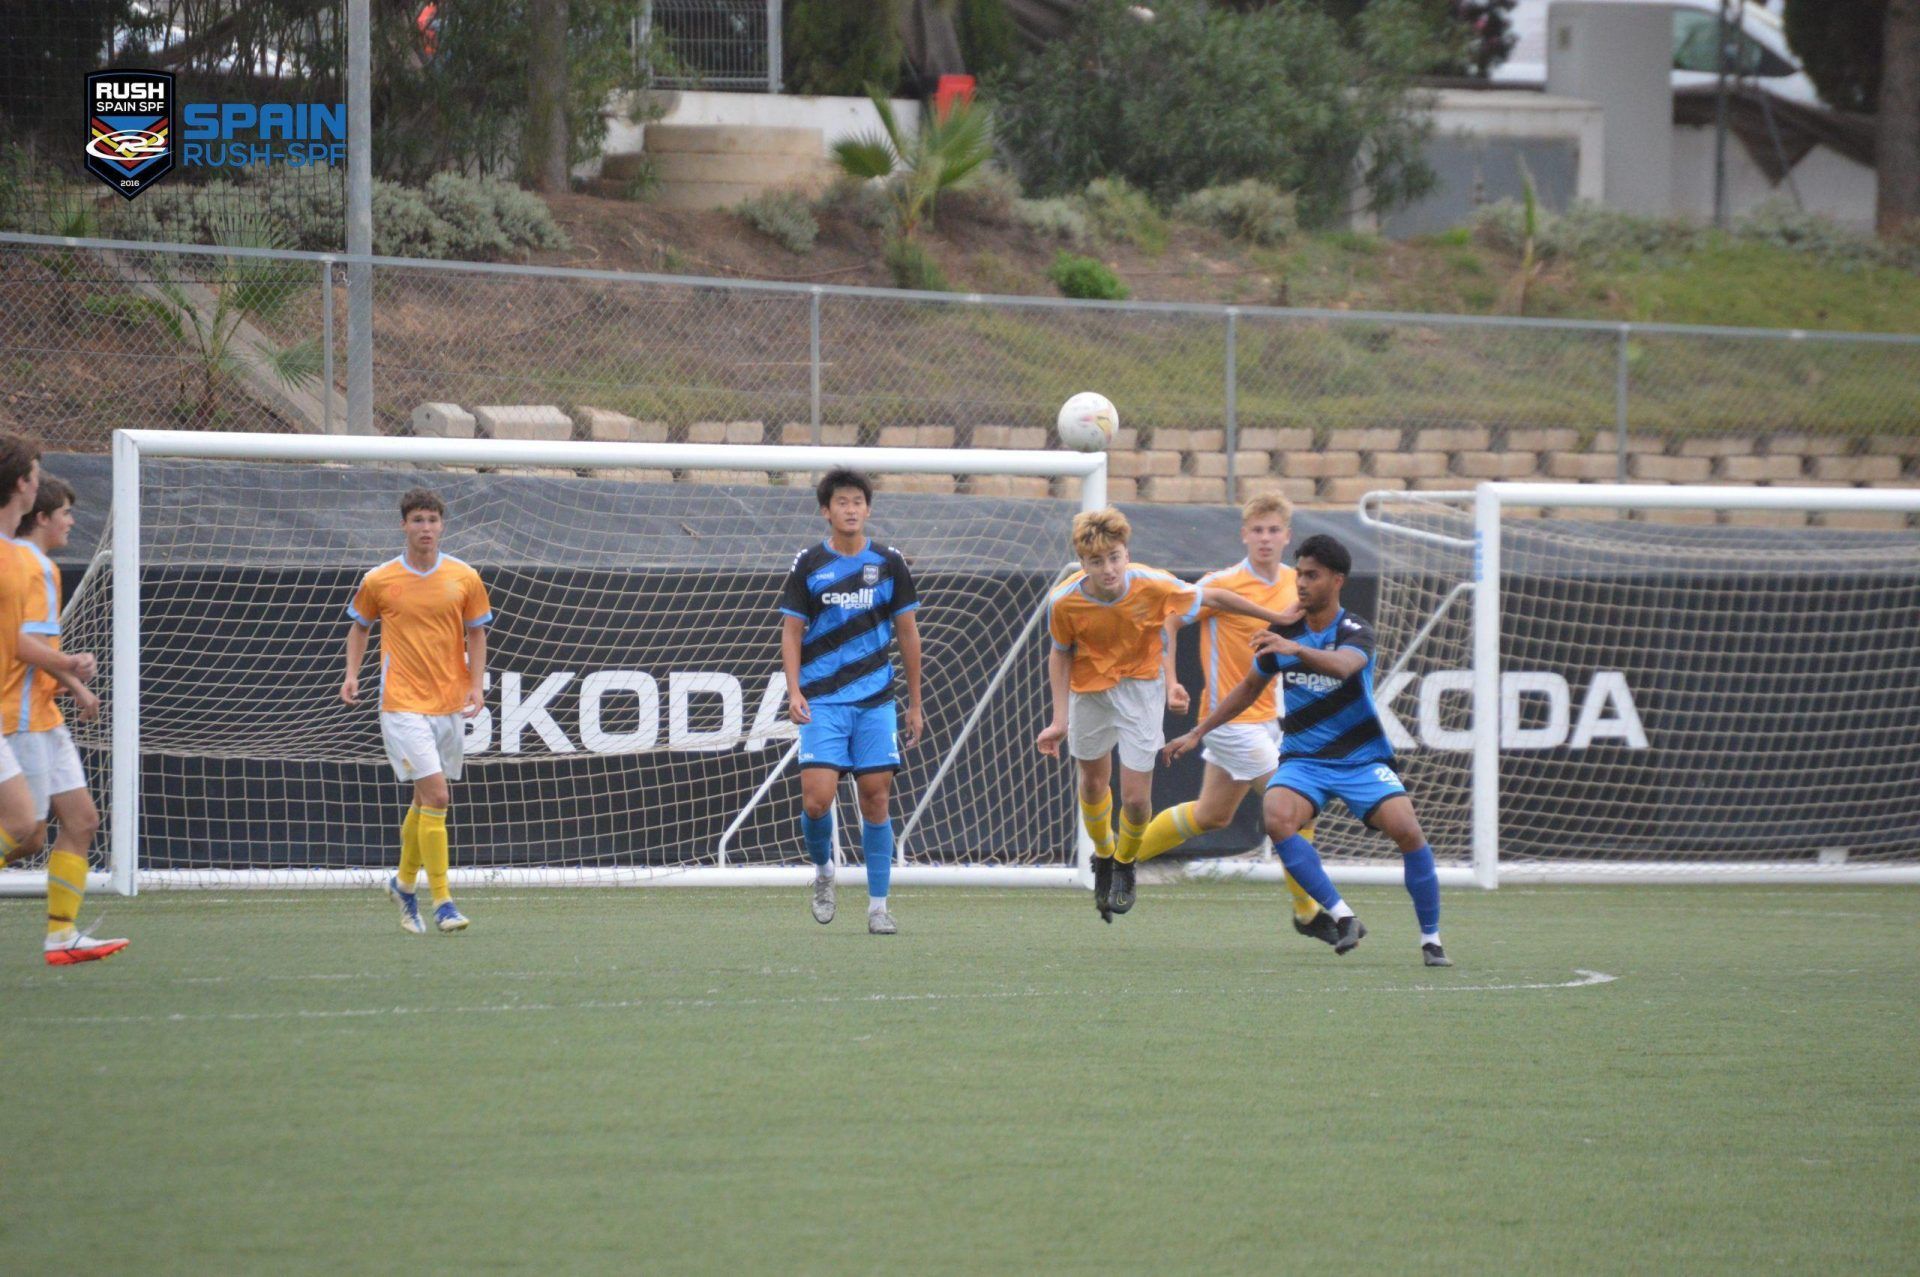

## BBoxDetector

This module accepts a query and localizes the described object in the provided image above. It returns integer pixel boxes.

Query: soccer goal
[38,429,1109,896]
[1363,482,1920,885]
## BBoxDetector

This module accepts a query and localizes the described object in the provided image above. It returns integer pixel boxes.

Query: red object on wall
[934,75,976,120]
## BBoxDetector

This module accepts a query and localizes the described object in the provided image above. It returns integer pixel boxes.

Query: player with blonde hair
[1036,507,1298,921]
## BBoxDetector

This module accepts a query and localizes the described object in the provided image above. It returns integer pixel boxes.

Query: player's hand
[1162,731,1201,764]
[340,675,359,706]
[67,652,98,684]
[1251,631,1299,658]
[462,686,483,719]
[1035,720,1066,758]
[787,690,811,726]
[1165,681,1190,715]
[71,687,101,722]
[1272,603,1305,628]
[902,703,923,749]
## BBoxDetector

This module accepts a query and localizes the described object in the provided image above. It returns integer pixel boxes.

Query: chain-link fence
[3,231,1917,504]
[641,0,781,92]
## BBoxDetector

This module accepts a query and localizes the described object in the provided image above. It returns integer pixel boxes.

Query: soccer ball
[1056,392,1118,453]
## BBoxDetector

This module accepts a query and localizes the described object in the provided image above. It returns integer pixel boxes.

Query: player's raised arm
[1250,629,1366,680]
[1200,585,1302,630]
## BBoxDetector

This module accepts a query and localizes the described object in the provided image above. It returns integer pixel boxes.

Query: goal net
[62,431,1108,892]
[1365,483,1920,883]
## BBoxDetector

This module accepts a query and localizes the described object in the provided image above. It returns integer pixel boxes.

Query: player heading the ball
[1166,534,1451,967]
[1036,507,1298,922]
[342,487,492,936]
[780,468,923,936]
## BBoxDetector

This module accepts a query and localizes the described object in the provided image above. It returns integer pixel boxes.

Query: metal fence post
[321,258,335,435]
[809,286,822,441]
[767,0,783,94]
[1225,307,1239,493]
[1615,323,1630,482]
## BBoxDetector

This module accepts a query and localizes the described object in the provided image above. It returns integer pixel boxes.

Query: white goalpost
[29,429,1110,896]
[1364,482,1920,886]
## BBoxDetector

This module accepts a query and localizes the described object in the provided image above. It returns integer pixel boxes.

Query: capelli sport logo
[85,69,174,200]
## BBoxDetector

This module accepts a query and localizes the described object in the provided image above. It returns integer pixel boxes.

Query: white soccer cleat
[811,876,836,925]
[867,908,897,936]
[44,927,129,966]
[386,876,426,935]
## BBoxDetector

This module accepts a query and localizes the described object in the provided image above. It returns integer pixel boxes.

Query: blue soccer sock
[862,819,893,906]
[1403,845,1441,939]
[801,810,834,872]
[1275,835,1348,915]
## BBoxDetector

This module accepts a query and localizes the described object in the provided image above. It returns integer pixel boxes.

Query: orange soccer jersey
[0,539,66,733]
[1194,558,1297,725]
[1047,564,1200,693]
[348,554,492,715]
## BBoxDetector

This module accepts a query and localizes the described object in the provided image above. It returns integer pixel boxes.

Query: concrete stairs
[603,124,831,211]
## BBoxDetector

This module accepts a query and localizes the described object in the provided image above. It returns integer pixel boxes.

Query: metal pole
[809,286,822,441]
[1470,483,1501,889]
[1712,0,1733,228]
[321,258,335,436]
[1615,323,1630,482]
[1224,307,1239,494]
[767,0,783,94]
[109,432,141,896]
[347,0,374,434]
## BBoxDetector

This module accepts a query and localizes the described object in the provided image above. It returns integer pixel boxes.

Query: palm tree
[831,85,993,241]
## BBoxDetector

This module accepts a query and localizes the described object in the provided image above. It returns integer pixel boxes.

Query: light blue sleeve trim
[346,605,371,626]
[892,601,920,614]
[466,611,494,628]
[779,607,808,621]
[1177,583,1202,625]
[1051,639,1073,652]
[21,621,60,636]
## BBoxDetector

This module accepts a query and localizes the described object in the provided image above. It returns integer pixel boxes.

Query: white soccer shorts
[380,711,466,784]
[7,727,88,821]
[0,732,22,787]
[1068,677,1166,772]
[1201,720,1282,784]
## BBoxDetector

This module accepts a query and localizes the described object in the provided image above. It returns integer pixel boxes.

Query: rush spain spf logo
[86,69,176,199]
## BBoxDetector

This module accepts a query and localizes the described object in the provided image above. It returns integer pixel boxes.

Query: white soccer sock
[1330,901,1355,921]
[1422,931,1442,946]
[868,898,887,913]
[816,861,835,882]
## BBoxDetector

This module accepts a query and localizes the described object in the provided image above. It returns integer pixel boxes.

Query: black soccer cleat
[1108,859,1137,914]
[1292,910,1340,947]
[1422,942,1453,967]
[1332,914,1367,956]
[1092,856,1115,924]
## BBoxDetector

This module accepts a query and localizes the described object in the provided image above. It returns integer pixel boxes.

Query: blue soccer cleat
[386,876,425,935]
[434,901,470,933]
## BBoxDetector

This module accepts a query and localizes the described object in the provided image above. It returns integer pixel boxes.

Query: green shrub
[1013,197,1090,244]
[423,172,514,259]
[943,164,1022,226]
[1048,251,1129,301]
[991,0,1433,227]
[1731,200,1907,270]
[1080,177,1167,253]
[885,237,949,291]
[954,0,1021,80]
[786,0,902,96]
[1175,180,1297,246]
[737,191,819,254]
[1470,200,1696,263]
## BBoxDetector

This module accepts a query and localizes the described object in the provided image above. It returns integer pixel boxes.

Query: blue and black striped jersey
[780,539,919,707]
[1253,609,1392,764]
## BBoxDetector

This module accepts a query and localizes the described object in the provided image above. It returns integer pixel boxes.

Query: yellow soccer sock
[396,805,423,894]
[1136,802,1203,864]
[1115,813,1149,865]
[1078,793,1116,861]
[419,806,451,905]
[1284,822,1322,921]
[46,848,87,936]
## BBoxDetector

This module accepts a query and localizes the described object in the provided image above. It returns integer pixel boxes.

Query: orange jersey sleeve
[1195,561,1297,724]
[1048,565,1197,693]
[348,555,492,715]
[0,542,63,733]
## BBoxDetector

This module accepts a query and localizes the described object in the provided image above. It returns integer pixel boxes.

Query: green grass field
[4,883,1916,1273]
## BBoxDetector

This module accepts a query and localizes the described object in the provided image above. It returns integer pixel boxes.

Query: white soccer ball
[1056,392,1118,453]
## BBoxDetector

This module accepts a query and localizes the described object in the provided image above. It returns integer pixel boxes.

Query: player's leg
[1364,788,1449,967]
[412,769,466,933]
[1265,769,1364,954]
[850,700,903,935]
[0,735,41,874]
[1105,678,1165,914]
[1067,689,1120,920]
[378,713,431,933]
[40,726,125,964]
[798,702,853,924]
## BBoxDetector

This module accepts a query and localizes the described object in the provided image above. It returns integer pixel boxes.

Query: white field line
[22,970,1618,1027]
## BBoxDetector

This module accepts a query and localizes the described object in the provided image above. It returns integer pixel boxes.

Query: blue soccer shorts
[797,701,901,775]
[1269,757,1407,826]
